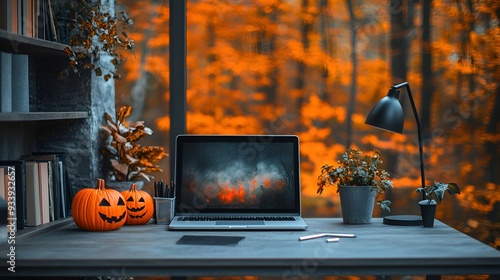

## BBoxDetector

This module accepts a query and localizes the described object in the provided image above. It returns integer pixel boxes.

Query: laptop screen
[174,135,301,215]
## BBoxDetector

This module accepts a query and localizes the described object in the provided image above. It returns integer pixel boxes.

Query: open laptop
[168,134,308,230]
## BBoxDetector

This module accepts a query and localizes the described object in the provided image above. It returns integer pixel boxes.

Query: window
[119,0,499,249]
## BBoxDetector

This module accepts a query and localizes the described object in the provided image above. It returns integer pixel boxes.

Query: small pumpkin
[72,178,127,231]
[121,183,154,225]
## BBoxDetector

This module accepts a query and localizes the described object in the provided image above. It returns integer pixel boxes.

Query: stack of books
[0,152,72,230]
[0,0,59,42]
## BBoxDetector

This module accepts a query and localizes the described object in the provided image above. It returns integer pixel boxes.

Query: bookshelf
[0,111,88,121]
[0,2,115,232]
[0,29,67,57]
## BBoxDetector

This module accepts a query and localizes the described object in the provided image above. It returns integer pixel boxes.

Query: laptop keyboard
[180,216,296,221]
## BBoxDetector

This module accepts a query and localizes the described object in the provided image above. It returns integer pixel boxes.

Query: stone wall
[36,57,115,193]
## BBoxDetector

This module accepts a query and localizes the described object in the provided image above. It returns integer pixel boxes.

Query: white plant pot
[338,185,377,224]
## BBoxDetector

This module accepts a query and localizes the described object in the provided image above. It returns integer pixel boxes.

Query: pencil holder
[154,197,175,225]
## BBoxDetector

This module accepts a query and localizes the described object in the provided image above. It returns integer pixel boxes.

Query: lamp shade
[365,88,404,133]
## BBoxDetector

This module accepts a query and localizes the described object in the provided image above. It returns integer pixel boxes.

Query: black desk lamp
[365,82,424,226]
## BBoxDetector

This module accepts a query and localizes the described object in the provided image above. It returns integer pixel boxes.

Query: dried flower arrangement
[100,105,167,182]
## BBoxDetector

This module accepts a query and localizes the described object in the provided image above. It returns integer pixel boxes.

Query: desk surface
[2,218,499,277]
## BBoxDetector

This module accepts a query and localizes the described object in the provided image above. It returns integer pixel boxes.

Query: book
[18,0,26,35]
[37,0,44,39]
[7,0,18,34]
[21,153,67,220]
[57,160,65,217]
[32,152,71,217]
[0,1,7,30]
[25,161,41,226]
[36,0,56,41]
[38,161,50,224]
[11,53,29,112]
[46,161,54,221]
[26,0,35,37]
[0,52,12,113]
[47,0,57,42]
[0,160,26,231]
[0,167,5,200]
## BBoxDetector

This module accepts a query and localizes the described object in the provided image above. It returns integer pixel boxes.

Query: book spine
[11,54,29,112]
[0,52,13,113]
[25,161,41,226]
[37,0,44,39]
[9,0,19,34]
[0,167,6,200]
[38,161,50,224]
[0,0,7,30]
[26,0,34,37]
[47,162,54,221]
[17,0,24,35]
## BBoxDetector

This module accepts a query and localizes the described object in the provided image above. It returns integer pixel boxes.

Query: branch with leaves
[59,0,134,81]
[416,182,460,204]
[100,106,167,182]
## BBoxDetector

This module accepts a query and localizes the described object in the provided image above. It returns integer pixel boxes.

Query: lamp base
[383,215,422,226]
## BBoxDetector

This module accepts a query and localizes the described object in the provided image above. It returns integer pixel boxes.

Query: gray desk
[1,218,499,278]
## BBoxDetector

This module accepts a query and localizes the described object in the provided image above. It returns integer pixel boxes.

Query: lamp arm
[393,82,426,200]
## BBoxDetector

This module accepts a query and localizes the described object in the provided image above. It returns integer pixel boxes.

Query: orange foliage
[459,183,500,213]
[301,95,346,125]
[117,0,499,248]
[188,112,262,134]
[156,115,170,131]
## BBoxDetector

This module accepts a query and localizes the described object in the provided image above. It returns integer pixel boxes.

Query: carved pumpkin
[121,183,154,225]
[72,178,127,231]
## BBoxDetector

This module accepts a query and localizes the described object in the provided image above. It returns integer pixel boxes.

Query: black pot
[419,200,437,227]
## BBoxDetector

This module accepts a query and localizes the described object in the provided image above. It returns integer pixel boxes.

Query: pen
[164,183,169,198]
[158,180,164,198]
[299,233,356,241]
[170,180,174,198]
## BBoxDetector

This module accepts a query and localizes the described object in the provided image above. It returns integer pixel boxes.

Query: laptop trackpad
[216,220,265,226]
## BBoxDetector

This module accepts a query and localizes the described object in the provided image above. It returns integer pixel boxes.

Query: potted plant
[317,148,393,224]
[58,0,135,81]
[100,105,168,191]
[416,182,460,227]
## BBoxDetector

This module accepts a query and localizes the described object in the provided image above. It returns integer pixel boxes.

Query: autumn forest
[114,0,500,250]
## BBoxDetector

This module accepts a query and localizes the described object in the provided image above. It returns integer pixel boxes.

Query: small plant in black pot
[416,182,460,227]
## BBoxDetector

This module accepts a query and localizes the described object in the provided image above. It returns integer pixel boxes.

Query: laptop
[168,134,308,230]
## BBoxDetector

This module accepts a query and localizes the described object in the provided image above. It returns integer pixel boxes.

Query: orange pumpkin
[121,183,154,225]
[72,178,127,231]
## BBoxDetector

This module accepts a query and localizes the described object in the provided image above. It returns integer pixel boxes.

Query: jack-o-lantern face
[98,196,127,223]
[121,183,154,225]
[72,179,127,231]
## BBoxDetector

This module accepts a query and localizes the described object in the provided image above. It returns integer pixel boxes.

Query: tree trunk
[319,0,329,101]
[388,0,409,177]
[420,0,433,140]
[390,0,407,85]
[255,6,279,121]
[485,83,500,183]
[296,0,312,114]
[346,0,357,148]
[484,7,500,183]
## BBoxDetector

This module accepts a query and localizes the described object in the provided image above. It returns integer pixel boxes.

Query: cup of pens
[153,180,175,225]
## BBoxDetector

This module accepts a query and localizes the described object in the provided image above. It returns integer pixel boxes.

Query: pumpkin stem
[96,178,106,190]
[130,183,137,192]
